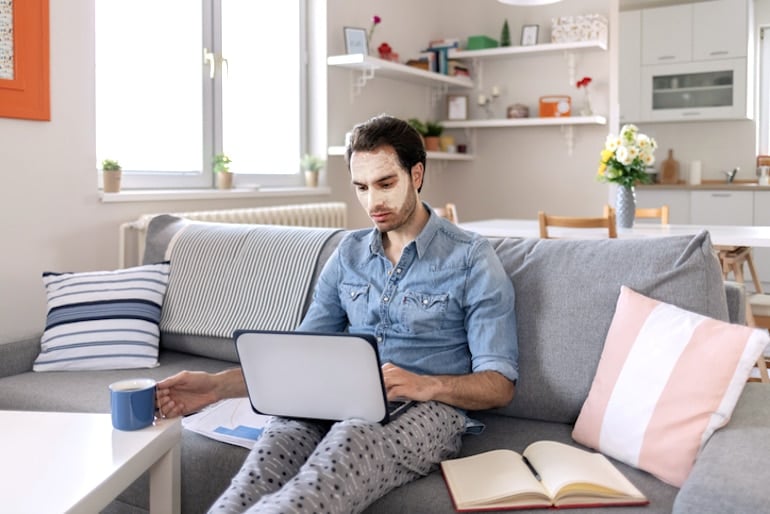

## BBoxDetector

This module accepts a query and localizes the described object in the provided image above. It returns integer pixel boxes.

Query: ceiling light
[498,0,562,5]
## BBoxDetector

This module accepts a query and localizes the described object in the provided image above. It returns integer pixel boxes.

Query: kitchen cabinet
[624,0,752,122]
[690,190,753,225]
[640,58,748,121]
[619,10,641,123]
[641,0,748,65]
[641,4,692,65]
[753,192,770,288]
[635,189,690,224]
[692,0,748,61]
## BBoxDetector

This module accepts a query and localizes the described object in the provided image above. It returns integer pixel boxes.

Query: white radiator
[119,202,347,268]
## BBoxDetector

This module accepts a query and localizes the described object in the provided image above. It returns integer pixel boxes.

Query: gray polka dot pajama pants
[209,401,465,514]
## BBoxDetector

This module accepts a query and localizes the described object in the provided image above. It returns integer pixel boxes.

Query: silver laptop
[233,330,414,424]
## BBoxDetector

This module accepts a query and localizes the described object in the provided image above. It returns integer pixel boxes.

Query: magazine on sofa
[440,440,648,511]
[182,398,270,449]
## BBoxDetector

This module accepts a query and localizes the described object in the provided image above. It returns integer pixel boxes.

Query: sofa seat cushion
[364,414,677,514]
[487,231,727,424]
[0,350,235,412]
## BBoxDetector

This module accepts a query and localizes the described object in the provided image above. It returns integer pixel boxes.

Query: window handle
[220,55,229,78]
[203,48,216,79]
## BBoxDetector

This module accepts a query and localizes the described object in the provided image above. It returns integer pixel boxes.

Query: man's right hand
[156,368,246,418]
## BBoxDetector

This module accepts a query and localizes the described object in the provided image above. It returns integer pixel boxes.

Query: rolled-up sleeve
[464,239,519,383]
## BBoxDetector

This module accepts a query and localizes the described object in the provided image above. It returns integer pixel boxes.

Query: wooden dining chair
[636,205,670,224]
[603,205,669,224]
[538,207,617,239]
[435,203,459,224]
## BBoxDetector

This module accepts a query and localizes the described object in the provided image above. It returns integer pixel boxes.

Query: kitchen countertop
[638,182,770,191]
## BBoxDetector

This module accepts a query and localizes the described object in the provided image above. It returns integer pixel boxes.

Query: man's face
[349,146,423,233]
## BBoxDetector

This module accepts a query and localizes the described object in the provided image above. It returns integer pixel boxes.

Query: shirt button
[396,268,402,274]
[383,296,389,302]
[377,336,383,343]
[350,292,355,297]
[422,299,429,305]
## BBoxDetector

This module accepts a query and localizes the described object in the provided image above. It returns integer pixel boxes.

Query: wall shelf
[328,145,474,161]
[448,39,608,61]
[442,115,607,129]
[327,54,474,95]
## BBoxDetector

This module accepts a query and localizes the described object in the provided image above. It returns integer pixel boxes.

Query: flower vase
[580,88,593,116]
[616,186,636,229]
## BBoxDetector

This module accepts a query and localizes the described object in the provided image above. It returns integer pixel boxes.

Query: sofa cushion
[33,262,171,371]
[487,231,728,424]
[572,286,768,487]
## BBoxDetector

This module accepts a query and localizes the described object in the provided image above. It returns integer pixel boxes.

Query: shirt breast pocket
[400,291,449,334]
[339,283,370,327]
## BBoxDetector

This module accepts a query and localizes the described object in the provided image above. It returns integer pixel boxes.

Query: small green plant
[213,153,232,174]
[102,159,121,171]
[300,154,326,173]
[407,118,443,137]
[425,120,444,137]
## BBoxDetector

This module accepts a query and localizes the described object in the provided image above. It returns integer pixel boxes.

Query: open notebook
[233,330,414,424]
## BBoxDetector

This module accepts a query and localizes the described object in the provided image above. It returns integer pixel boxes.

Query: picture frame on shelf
[521,25,539,46]
[447,95,469,121]
[343,27,368,55]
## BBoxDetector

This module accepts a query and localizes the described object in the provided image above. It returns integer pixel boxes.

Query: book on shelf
[440,440,648,511]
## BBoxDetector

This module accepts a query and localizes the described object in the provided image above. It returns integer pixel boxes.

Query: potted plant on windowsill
[213,153,233,190]
[102,159,122,193]
[407,118,443,152]
[300,154,325,188]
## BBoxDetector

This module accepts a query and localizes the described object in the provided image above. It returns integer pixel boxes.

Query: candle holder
[477,86,501,118]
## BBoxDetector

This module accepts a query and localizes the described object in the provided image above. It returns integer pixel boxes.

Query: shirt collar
[367,202,440,259]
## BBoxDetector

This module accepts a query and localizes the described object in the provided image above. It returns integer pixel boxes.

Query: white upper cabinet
[692,0,748,61]
[641,4,692,65]
[619,10,642,123]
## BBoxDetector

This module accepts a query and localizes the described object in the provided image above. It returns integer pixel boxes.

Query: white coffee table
[0,410,181,513]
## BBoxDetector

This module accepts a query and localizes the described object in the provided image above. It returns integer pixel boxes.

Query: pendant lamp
[498,0,562,5]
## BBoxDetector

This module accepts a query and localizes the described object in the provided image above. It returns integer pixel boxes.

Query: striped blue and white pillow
[33,262,171,371]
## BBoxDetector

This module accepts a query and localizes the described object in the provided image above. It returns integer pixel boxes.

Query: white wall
[0,1,331,343]
[325,0,615,229]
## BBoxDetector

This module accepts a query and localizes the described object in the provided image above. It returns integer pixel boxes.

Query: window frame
[759,26,769,155]
[97,0,308,191]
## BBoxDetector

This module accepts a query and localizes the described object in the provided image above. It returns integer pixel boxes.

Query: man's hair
[345,114,427,192]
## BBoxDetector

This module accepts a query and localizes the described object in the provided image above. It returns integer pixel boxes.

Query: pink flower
[576,76,592,88]
[368,15,381,48]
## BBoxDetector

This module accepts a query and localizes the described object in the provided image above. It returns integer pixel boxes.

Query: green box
[466,35,499,50]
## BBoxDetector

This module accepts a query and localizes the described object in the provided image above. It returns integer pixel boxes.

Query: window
[760,26,770,155]
[96,1,306,189]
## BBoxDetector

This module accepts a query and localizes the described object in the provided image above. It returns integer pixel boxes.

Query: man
[156,114,518,513]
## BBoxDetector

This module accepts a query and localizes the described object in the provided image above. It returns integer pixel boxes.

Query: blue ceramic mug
[109,378,157,430]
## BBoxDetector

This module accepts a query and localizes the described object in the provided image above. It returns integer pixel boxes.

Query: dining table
[458,219,770,248]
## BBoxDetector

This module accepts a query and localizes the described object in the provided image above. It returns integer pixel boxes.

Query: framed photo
[344,27,368,55]
[447,95,469,121]
[521,25,539,46]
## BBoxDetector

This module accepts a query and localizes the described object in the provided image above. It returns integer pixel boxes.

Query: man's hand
[381,363,515,411]
[381,362,441,402]
[156,368,246,418]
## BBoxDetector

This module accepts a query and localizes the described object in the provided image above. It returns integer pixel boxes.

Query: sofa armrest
[723,281,745,325]
[0,335,40,378]
[673,384,770,513]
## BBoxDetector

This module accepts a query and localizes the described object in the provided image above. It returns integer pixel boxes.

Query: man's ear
[411,162,424,191]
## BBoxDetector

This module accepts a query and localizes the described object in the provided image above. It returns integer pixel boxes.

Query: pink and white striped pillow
[572,286,769,487]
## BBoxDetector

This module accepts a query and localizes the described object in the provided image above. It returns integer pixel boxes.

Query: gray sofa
[2,214,769,514]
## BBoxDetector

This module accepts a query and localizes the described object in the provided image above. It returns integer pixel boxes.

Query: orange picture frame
[0,0,50,121]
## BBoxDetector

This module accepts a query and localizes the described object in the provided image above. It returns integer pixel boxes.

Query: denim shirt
[298,205,519,384]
